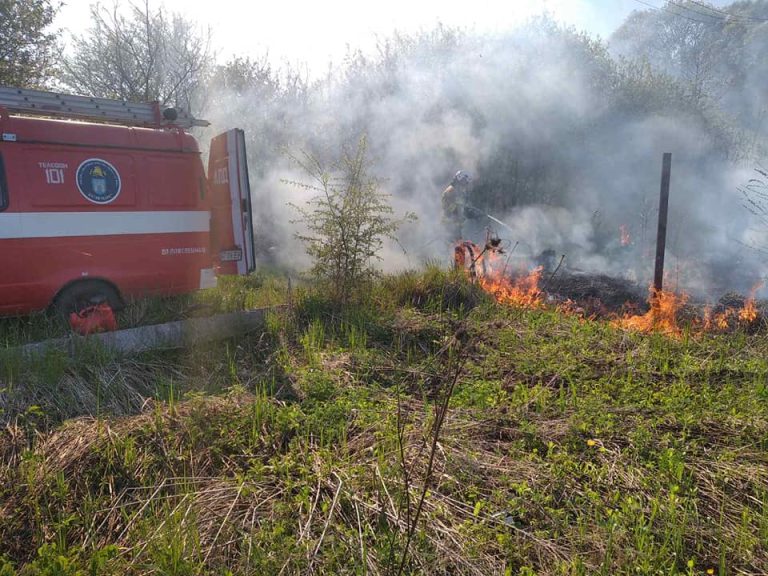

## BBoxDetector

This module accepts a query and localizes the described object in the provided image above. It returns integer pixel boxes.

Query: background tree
[208,56,281,100]
[206,56,310,168]
[610,1,768,130]
[610,1,729,106]
[0,0,59,88]
[61,0,211,113]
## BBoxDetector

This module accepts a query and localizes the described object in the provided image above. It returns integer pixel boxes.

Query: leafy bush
[288,136,415,304]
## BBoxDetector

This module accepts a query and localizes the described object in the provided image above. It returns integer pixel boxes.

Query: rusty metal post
[653,153,672,293]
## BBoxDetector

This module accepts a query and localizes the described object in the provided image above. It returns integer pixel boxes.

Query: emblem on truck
[76,158,121,204]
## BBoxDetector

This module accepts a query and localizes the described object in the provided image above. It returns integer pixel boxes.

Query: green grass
[0,267,766,574]
[0,270,289,348]
[0,271,290,427]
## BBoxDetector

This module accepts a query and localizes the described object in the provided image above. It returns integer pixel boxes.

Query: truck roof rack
[0,86,210,129]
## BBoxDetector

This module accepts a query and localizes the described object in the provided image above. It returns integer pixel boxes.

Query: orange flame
[479,267,544,308]
[455,240,762,337]
[558,298,584,317]
[455,241,544,308]
[620,224,631,247]
[700,282,763,332]
[738,281,763,324]
[716,312,730,330]
[614,287,686,337]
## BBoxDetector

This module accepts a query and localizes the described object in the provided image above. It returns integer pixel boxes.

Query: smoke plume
[204,16,768,298]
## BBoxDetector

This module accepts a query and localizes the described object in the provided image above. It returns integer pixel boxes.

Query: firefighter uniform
[441,171,470,242]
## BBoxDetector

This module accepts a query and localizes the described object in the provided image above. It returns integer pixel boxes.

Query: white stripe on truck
[0,211,210,239]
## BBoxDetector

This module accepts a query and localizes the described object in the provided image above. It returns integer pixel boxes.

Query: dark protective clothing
[441,182,467,241]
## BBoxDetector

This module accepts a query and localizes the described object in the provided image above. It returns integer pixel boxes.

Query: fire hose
[464,204,515,234]
[463,204,532,251]
[459,204,564,287]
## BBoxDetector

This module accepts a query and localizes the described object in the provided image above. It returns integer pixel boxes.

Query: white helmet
[453,170,471,185]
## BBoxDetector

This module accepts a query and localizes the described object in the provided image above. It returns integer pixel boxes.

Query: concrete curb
[15,306,284,357]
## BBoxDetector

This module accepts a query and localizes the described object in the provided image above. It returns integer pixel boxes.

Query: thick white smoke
[204,17,767,298]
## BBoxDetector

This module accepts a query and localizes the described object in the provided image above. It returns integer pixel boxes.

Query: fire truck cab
[0,87,255,316]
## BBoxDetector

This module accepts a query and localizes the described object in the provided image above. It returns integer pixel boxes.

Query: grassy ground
[0,272,289,427]
[0,267,766,575]
[0,270,289,348]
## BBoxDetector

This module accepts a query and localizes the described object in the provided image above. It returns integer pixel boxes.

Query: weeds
[0,268,766,574]
[0,273,289,427]
[0,271,288,348]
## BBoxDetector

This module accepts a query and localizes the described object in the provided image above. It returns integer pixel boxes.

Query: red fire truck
[0,87,255,316]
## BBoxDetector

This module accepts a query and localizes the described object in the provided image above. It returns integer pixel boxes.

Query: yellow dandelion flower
[707,569,715,575]
[587,439,597,447]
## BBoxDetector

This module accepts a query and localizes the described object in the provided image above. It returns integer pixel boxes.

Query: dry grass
[0,269,766,574]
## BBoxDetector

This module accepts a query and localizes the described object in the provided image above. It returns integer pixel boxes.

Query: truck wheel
[54,280,123,316]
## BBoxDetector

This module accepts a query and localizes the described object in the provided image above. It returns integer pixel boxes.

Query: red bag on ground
[69,304,118,335]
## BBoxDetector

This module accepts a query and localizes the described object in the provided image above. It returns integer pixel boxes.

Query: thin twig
[116,478,167,543]
[204,482,244,564]
[355,500,367,574]
[542,254,566,290]
[501,241,519,278]
[396,332,470,576]
[308,476,343,573]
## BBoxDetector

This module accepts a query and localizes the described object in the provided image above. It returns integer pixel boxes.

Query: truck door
[208,129,255,276]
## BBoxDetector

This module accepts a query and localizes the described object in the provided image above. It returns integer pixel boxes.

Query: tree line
[9,1,768,137]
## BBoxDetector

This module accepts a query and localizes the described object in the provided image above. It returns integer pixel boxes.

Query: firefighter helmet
[453,170,471,185]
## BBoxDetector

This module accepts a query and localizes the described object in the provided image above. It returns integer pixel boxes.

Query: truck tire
[53,280,123,316]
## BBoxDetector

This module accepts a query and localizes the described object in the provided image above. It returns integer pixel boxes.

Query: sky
[53,0,732,75]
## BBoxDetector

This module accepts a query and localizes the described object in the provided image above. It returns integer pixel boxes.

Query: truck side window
[0,154,7,212]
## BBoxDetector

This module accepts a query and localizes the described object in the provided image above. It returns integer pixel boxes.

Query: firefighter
[441,170,471,241]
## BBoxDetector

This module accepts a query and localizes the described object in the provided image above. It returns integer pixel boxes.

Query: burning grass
[454,240,545,309]
[453,239,766,338]
[614,288,689,337]
[479,266,544,309]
